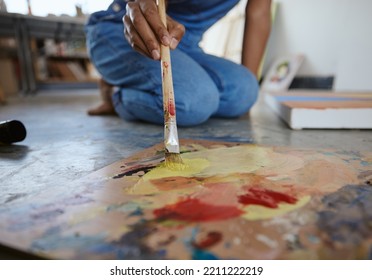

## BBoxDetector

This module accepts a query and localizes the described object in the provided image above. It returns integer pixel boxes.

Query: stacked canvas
[264,91,372,129]
[261,54,372,129]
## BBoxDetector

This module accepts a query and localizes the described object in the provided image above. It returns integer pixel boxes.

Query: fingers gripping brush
[158,0,184,168]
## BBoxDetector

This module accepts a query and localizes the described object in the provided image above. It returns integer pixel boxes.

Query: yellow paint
[183,146,269,176]
[144,158,210,180]
[241,195,311,221]
[126,158,209,195]
[126,146,288,195]
[164,161,187,171]
[132,146,281,184]
[129,146,270,195]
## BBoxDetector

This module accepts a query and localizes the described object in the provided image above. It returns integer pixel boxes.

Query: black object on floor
[0,120,27,144]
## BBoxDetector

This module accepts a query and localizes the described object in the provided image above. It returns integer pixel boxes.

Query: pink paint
[238,187,297,208]
[153,197,243,222]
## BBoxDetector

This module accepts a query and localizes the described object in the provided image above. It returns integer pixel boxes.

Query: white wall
[264,0,372,91]
[202,0,372,91]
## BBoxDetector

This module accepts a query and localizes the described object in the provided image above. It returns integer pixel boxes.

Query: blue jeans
[86,0,258,126]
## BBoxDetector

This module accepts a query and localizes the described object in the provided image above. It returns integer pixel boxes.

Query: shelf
[0,12,95,93]
[45,54,89,60]
[37,80,98,91]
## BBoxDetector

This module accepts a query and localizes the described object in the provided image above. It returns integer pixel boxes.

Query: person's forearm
[241,0,272,78]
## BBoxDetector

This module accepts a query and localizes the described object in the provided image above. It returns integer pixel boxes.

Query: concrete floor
[0,89,371,258]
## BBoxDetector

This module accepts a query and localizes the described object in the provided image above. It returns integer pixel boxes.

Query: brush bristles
[165,152,183,164]
[165,153,185,170]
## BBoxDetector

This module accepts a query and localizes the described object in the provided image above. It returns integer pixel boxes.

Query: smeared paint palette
[0,140,371,259]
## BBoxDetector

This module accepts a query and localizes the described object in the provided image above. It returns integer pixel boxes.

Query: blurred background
[4,0,111,16]
[0,0,371,101]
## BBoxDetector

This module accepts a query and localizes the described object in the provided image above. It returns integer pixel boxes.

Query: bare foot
[88,78,117,116]
[87,102,116,115]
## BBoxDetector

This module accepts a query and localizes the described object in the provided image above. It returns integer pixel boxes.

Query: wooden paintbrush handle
[158,0,180,155]
[158,0,167,30]
[158,0,176,118]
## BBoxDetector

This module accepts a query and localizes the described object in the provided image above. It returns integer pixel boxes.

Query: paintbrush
[158,0,183,168]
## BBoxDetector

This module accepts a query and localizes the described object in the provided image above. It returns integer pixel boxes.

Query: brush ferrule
[164,119,180,154]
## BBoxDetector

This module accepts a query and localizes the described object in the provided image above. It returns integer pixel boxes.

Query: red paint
[238,187,297,208]
[153,197,243,222]
[168,100,175,116]
[193,231,223,249]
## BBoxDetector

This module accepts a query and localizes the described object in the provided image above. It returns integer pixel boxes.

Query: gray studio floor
[0,89,371,258]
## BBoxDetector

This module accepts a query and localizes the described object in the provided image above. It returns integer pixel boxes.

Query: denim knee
[216,68,259,118]
[113,85,220,127]
[175,86,220,127]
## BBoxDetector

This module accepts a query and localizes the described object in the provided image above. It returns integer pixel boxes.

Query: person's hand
[123,0,185,60]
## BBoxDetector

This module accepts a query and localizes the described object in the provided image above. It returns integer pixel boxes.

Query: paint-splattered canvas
[0,140,371,259]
